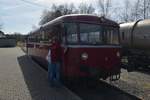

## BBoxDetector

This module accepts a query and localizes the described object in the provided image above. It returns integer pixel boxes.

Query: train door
[62,22,80,78]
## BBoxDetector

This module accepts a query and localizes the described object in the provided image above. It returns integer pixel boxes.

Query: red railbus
[27,14,121,81]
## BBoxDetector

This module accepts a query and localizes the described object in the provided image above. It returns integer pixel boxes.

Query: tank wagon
[120,19,150,70]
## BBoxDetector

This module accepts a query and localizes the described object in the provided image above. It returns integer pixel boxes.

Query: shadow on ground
[64,80,141,100]
[17,55,79,100]
[18,55,141,100]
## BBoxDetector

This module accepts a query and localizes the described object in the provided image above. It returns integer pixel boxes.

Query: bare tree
[118,0,133,22]
[69,3,78,14]
[58,3,78,15]
[123,0,131,22]
[130,0,150,21]
[130,0,141,21]
[97,0,111,17]
[39,3,78,25]
[78,3,95,14]
[39,9,53,25]
[32,25,38,30]
[140,0,150,19]
[39,9,62,25]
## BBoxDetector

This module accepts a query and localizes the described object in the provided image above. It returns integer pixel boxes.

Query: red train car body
[26,14,121,81]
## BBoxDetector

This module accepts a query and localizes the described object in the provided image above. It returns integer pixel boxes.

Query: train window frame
[52,24,63,43]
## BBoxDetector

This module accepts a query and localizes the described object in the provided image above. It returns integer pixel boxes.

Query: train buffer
[0,47,81,100]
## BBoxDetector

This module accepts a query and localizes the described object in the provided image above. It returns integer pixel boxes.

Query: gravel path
[105,69,150,100]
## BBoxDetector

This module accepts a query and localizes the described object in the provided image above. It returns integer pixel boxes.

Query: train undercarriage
[122,49,150,72]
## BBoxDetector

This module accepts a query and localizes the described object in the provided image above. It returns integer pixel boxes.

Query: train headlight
[81,53,88,60]
[116,52,120,57]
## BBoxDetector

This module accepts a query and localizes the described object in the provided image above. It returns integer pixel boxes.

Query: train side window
[103,28,119,45]
[29,35,37,42]
[51,25,62,42]
[122,32,125,40]
[42,31,50,42]
[38,24,62,44]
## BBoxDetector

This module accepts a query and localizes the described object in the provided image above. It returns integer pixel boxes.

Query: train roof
[30,14,119,34]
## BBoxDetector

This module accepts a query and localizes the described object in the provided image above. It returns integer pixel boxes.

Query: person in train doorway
[47,37,62,87]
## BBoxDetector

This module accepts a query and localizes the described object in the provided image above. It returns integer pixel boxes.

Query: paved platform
[0,47,81,100]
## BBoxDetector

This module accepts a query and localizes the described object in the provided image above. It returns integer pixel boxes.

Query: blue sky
[0,0,123,34]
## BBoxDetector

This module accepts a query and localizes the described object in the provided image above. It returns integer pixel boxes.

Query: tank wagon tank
[120,19,150,71]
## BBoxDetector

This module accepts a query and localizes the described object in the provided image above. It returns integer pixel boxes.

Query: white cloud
[35,0,93,6]
[1,0,126,34]
[2,5,23,10]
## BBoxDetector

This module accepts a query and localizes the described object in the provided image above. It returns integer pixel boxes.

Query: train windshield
[64,23,119,45]
[79,23,103,44]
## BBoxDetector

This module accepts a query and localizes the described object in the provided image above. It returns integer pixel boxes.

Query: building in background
[0,30,16,47]
[0,31,6,38]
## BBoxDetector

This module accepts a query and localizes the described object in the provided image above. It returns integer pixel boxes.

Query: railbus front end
[63,21,121,81]
[26,14,121,81]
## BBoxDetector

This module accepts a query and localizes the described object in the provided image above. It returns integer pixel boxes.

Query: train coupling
[109,74,120,81]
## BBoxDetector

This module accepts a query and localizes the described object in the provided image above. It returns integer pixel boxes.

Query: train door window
[61,24,66,44]
[52,24,62,42]
[64,23,78,44]
[44,28,53,43]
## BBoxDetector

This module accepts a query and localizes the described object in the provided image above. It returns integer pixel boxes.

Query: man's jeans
[48,62,60,85]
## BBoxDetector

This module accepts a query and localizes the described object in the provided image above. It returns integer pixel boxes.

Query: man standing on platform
[47,37,61,87]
